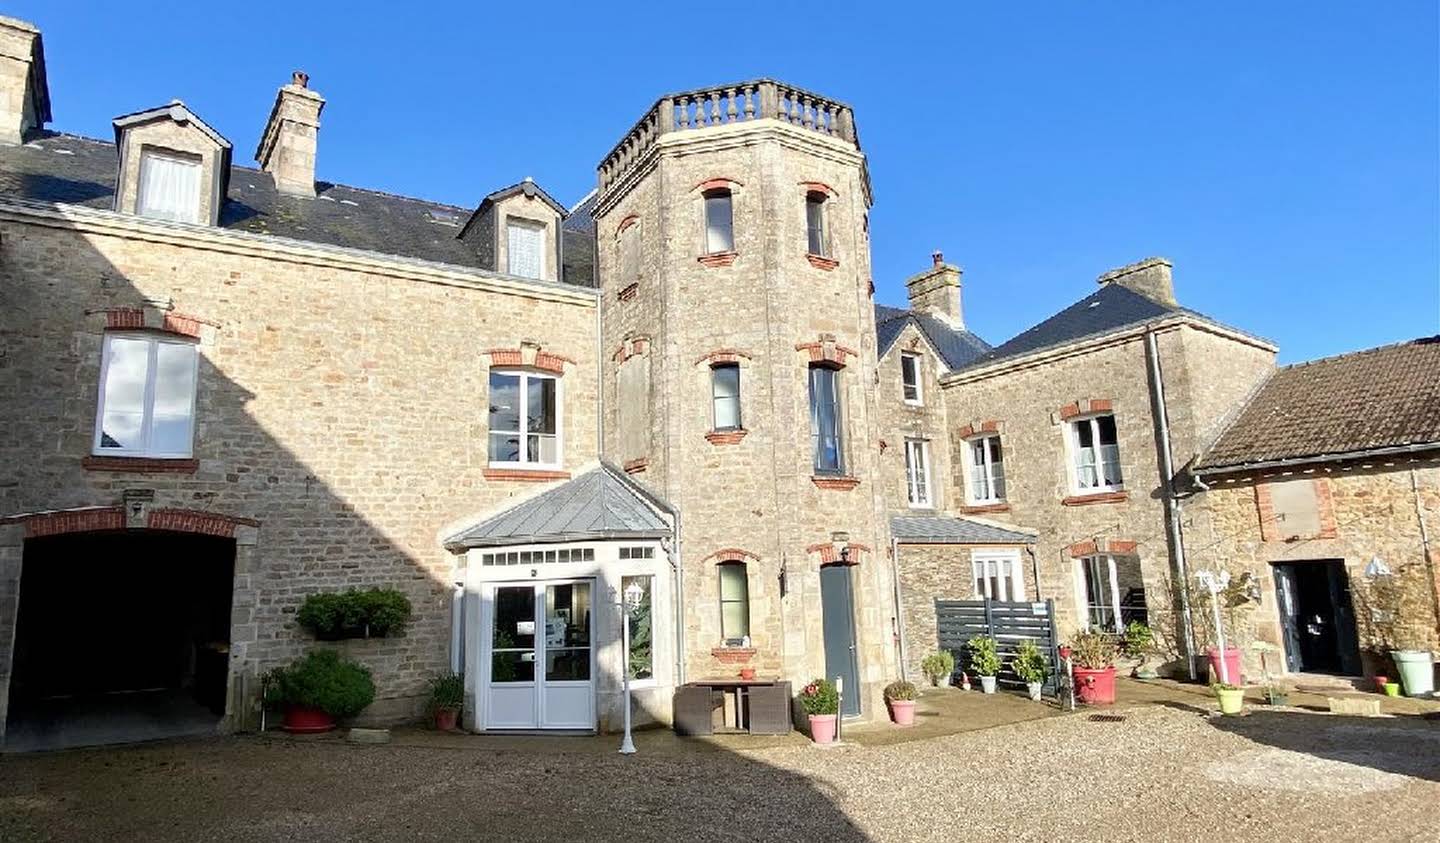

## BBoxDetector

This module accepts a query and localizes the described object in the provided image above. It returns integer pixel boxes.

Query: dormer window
[137,150,202,223]
[506,219,545,279]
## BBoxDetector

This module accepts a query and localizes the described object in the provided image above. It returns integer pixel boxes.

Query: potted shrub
[884,680,918,726]
[920,650,955,688]
[1012,640,1047,701]
[296,588,413,640]
[1391,635,1435,698]
[1123,622,1158,679]
[263,649,376,733]
[968,636,1001,694]
[428,671,463,731]
[1069,630,1118,705]
[799,678,840,744]
[1214,682,1245,715]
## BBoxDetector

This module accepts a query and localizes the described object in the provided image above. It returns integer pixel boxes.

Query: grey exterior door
[820,564,861,717]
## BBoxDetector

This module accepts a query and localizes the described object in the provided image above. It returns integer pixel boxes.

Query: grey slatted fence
[935,598,1061,696]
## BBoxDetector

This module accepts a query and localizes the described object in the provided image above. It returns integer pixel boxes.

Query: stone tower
[592,81,898,716]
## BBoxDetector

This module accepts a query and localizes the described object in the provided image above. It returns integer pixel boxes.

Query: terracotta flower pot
[888,699,916,726]
[1073,665,1117,705]
[281,705,336,734]
[808,713,838,744]
[739,667,756,680]
[433,707,459,731]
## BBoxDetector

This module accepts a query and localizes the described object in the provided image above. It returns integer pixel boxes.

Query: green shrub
[296,588,413,639]
[1122,622,1155,659]
[1011,640,1048,683]
[920,650,955,683]
[428,671,464,712]
[883,680,917,701]
[799,678,839,715]
[968,636,1001,677]
[1069,629,1118,669]
[263,650,375,718]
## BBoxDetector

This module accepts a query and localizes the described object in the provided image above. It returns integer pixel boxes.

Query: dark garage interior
[6,530,236,751]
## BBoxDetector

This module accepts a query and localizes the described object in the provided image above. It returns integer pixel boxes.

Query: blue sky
[20,2,1439,362]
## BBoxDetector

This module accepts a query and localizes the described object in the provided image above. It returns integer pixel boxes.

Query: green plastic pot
[1392,650,1435,698]
[1215,686,1245,716]
[1383,682,1401,698]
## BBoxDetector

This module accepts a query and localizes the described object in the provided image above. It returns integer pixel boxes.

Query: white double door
[484,579,595,730]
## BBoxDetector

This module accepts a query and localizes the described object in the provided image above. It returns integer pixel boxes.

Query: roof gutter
[1193,441,1440,477]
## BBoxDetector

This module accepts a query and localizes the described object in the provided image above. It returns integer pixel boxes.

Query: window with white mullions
[966,435,1006,504]
[93,333,199,458]
[711,363,741,430]
[904,438,932,508]
[972,551,1025,602]
[900,352,922,404]
[488,370,560,467]
[1071,414,1123,492]
[1076,554,1148,632]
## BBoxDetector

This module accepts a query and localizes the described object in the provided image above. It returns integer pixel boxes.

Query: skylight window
[427,209,461,226]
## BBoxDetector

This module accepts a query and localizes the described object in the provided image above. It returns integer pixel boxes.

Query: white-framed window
[718,561,750,645]
[1070,413,1123,493]
[904,438,932,508]
[621,574,655,684]
[805,191,828,256]
[972,550,1025,602]
[1075,554,1149,632]
[711,363,741,431]
[808,365,844,474]
[703,189,734,254]
[137,149,202,223]
[900,352,922,404]
[506,218,546,279]
[93,333,199,458]
[487,370,561,468]
[966,434,1006,504]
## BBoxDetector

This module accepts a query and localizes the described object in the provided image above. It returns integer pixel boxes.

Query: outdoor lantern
[623,579,645,609]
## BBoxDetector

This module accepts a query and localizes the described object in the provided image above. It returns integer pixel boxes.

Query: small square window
[137,149,202,224]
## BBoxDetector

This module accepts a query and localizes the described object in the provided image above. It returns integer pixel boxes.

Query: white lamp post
[1196,570,1231,685]
[618,580,645,755]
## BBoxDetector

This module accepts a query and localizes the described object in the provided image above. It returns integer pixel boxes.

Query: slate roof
[1194,336,1440,472]
[874,304,993,370]
[445,463,673,549]
[0,130,598,283]
[890,515,1036,545]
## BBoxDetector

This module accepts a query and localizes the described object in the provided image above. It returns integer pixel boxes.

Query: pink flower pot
[888,699,916,726]
[1206,647,1244,685]
[281,705,335,734]
[1073,666,1117,705]
[808,713,838,744]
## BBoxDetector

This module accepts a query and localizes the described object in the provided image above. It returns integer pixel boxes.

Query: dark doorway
[1273,560,1362,675]
[7,530,236,750]
[819,564,860,718]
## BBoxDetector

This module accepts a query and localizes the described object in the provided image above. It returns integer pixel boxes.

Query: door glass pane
[492,586,536,683]
[545,582,590,681]
[622,576,653,681]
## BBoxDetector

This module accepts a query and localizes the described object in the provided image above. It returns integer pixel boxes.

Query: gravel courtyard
[2,702,1437,842]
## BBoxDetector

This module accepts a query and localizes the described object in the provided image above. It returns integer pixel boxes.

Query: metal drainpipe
[1026,544,1041,599]
[889,536,908,682]
[1145,330,1197,679]
[673,507,685,686]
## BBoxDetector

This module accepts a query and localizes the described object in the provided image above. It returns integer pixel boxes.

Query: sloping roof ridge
[1277,334,1440,373]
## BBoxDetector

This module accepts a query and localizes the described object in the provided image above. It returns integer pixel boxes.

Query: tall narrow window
[703,189,733,254]
[805,192,828,256]
[506,219,545,279]
[718,561,750,644]
[904,439,931,507]
[94,333,199,457]
[900,352,922,404]
[808,365,844,474]
[966,435,1006,503]
[711,363,741,431]
[619,220,641,284]
[488,370,560,467]
[1071,414,1123,492]
[622,575,654,682]
[137,150,202,223]
[1076,554,1148,632]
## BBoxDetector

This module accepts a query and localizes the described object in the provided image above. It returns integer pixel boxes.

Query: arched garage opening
[5,529,236,751]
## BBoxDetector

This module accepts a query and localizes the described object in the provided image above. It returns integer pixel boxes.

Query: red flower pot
[281,705,336,734]
[739,667,757,680]
[433,707,459,731]
[1374,675,1389,693]
[808,714,838,744]
[1073,665,1117,705]
[888,699,916,726]
[1206,647,1244,685]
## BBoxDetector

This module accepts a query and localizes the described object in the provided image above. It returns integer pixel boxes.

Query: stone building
[0,15,1433,749]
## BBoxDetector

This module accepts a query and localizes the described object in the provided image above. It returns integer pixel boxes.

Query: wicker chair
[672,684,720,736]
[745,681,793,735]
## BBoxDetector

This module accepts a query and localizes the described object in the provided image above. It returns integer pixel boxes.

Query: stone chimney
[904,250,964,328]
[255,71,324,197]
[1096,257,1175,306]
[0,16,50,145]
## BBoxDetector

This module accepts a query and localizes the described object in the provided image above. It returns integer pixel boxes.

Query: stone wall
[875,320,955,514]
[1189,459,1440,677]
[0,213,599,732]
